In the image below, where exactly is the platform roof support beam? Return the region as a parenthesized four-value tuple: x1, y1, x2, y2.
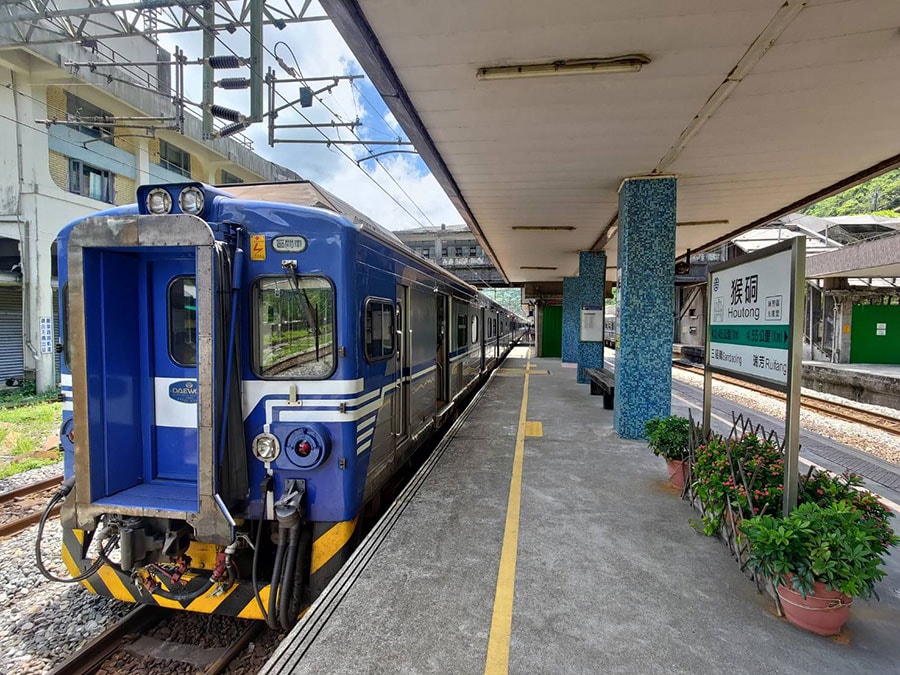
(561, 276, 579, 364)
(577, 252, 606, 384)
(614, 176, 677, 439)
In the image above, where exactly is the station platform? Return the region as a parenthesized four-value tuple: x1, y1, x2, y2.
(263, 351, 900, 674)
(802, 361, 900, 411)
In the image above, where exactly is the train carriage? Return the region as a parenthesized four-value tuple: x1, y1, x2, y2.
(42, 181, 525, 629)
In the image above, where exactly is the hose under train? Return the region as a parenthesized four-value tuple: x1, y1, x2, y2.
(35, 477, 118, 584)
(261, 488, 309, 631)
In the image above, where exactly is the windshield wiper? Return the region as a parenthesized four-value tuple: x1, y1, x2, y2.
(281, 261, 321, 360)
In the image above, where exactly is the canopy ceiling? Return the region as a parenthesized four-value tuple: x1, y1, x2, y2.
(322, 0, 900, 282)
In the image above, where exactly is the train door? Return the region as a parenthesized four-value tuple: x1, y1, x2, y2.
(480, 306, 486, 372)
(393, 284, 409, 446)
(435, 293, 449, 407)
(149, 258, 200, 483)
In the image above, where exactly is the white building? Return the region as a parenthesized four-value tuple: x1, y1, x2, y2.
(0, 14, 299, 391)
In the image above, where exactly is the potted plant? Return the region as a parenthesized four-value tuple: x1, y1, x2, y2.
(645, 415, 692, 489)
(742, 500, 899, 636)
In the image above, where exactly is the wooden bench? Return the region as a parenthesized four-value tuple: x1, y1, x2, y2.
(585, 367, 614, 410)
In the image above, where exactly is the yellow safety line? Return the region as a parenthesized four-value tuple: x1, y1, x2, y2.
(484, 361, 530, 674)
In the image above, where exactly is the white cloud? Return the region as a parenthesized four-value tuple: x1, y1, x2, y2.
(153, 2, 458, 231)
(384, 111, 400, 131)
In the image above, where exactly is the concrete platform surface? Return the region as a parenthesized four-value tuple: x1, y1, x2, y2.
(263, 354, 900, 674)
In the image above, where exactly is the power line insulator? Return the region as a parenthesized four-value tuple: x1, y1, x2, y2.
(218, 121, 251, 138)
(208, 55, 242, 70)
(217, 78, 250, 90)
(210, 104, 243, 122)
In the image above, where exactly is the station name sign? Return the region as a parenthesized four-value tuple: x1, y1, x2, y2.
(707, 239, 802, 389)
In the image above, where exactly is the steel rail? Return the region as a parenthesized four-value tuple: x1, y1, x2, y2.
(49, 606, 167, 675)
(204, 620, 267, 675)
(0, 475, 63, 538)
(0, 475, 62, 505)
(673, 362, 900, 437)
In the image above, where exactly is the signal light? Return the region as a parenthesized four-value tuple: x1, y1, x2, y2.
(210, 104, 242, 122)
(296, 440, 312, 457)
(217, 121, 251, 138)
(208, 55, 241, 70)
(217, 78, 250, 90)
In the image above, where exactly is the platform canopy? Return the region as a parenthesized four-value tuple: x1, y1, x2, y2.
(322, 0, 900, 282)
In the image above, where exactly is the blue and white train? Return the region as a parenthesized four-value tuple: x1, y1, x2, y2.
(44, 181, 525, 628)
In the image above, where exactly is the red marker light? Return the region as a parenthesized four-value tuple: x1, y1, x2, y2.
(297, 440, 312, 457)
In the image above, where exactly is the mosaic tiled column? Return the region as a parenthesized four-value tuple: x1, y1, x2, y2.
(561, 276, 580, 363)
(614, 176, 677, 438)
(577, 251, 607, 384)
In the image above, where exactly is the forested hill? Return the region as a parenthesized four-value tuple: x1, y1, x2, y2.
(803, 168, 900, 218)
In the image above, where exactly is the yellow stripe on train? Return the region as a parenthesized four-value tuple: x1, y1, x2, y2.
(311, 517, 357, 574)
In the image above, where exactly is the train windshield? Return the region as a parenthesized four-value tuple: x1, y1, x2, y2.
(254, 276, 335, 379)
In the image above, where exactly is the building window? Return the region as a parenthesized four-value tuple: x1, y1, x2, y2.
(421, 248, 430, 258)
(455, 247, 463, 257)
(364, 298, 394, 362)
(169, 276, 197, 367)
(469, 246, 477, 257)
(68, 159, 114, 203)
(221, 170, 243, 184)
(441, 247, 448, 257)
(66, 93, 113, 143)
(159, 140, 191, 178)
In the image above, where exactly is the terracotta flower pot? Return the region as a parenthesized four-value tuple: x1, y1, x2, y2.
(666, 458, 690, 490)
(776, 580, 853, 636)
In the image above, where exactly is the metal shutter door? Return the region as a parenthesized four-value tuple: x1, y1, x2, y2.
(0, 286, 24, 381)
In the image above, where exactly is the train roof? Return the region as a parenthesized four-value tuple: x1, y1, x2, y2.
(221, 180, 403, 245)
(220, 181, 489, 298)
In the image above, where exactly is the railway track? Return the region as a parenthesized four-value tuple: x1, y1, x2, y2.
(50, 606, 266, 675)
(0, 474, 62, 537)
(673, 362, 900, 437)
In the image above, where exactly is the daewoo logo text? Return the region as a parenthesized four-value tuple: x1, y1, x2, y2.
(169, 380, 199, 404)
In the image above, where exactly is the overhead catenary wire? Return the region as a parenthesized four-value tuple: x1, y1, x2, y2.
(246, 29, 435, 229)
(201, 28, 429, 228)
(270, 45, 432, 226)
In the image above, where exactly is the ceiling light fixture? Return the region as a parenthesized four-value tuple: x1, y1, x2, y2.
(511, 226, 576, 231)
(476, 55, 650, 81)
(676, 220, 730, 227)
(520, 265, 558, 270)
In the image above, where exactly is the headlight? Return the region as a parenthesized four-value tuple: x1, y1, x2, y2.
(178, 186, 205, 215)
(252, 433, 280, 462)
(147, 188, 172, 214)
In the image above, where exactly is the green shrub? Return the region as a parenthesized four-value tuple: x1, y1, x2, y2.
(644, 415, 692, 461)
(742, 500, 899, 600)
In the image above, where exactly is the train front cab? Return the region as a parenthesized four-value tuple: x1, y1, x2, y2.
(62, 211, 239, 539)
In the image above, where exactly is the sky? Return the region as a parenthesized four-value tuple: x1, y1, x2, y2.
(154, 1, 459, 231)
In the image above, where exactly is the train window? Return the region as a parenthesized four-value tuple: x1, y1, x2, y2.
(254, 276, 335, 379)
(456, 313, 467, 348)
(168, 276, 197, 367)
(471, 314, 478, 344)
(365, 298, 394, 362)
